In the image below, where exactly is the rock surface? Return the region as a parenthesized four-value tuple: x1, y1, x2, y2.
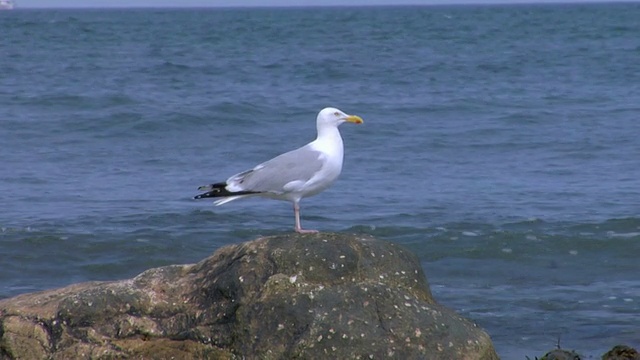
(0, 233, 498, 359)
(540, 349, 582, 360)
(536, 345, 640, 360)
(602, 345, 640, 360)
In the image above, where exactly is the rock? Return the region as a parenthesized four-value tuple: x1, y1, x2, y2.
(602, 345, 640, 360)
(540, 349, 582, 360)
(0, 233, 498, 359)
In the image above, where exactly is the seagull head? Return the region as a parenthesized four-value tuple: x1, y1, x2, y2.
(317, 107, 364, 128)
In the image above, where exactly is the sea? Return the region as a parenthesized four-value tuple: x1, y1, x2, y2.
(1, 3, 639, 358)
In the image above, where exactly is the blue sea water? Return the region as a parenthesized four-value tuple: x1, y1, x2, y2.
(1, 4, 639, 358)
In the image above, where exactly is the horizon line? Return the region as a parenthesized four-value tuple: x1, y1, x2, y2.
(12, 0, 640, 10)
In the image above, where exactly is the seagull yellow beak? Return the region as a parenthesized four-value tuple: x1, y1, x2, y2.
(344, 115, 364, 124)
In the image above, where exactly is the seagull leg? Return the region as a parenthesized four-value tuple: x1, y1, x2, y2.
(294, 202, 318, 234)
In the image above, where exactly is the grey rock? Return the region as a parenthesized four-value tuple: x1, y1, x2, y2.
(0, 233, 498, 359)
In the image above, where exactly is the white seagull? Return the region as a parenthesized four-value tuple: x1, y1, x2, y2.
(194, 107, 363, 233)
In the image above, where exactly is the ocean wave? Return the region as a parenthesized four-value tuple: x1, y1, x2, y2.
(4, 214, 638, 263)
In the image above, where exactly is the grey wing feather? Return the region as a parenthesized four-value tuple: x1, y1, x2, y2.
(228, 145, 324, 193)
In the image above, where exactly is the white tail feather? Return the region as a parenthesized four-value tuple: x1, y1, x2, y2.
(213, 195, 255, 206)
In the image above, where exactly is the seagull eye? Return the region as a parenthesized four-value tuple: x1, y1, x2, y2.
(333, 112, 340, 116)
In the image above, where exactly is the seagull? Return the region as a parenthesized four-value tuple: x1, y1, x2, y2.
(194, 107, 363, 233)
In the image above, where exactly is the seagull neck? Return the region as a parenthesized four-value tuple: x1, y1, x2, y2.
(316, 125, 342, 142)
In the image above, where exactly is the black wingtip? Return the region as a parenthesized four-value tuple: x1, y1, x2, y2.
(194, 181, 263, 200)
(194, 188, 223, 200)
